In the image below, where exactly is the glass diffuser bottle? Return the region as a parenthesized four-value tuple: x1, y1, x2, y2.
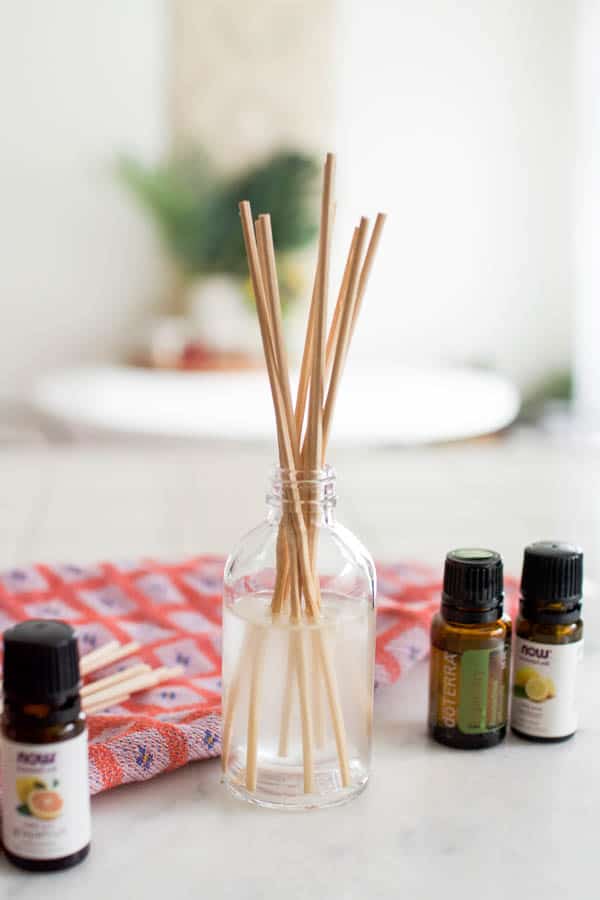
(227, 152, 385, 809)
(222, 466, 376, 809)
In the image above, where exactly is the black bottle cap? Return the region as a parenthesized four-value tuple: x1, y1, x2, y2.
(442, 548, 504, 624)
(520, 541, 583, 624)
(2, 619, 81, 706)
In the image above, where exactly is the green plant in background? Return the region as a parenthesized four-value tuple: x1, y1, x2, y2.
(518, 370, 572, 422)
(118, 149, 319, 312)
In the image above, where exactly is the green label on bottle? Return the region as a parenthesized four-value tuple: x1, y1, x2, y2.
(458, 649, 490, 734)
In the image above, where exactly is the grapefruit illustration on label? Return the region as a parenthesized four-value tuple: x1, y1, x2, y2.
(27, 788, 64, 820)
(16, 777, 62, 819)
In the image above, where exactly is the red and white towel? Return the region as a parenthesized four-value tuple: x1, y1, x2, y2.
(0, 556, 518, 794)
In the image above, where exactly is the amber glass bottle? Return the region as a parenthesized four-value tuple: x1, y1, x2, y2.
(428, 549, 511, 749)
(511, 542, 583, 743)
(1, 620, 91, 871)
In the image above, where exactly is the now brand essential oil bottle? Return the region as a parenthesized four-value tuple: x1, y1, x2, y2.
(428, 549, 511, 749)
(511, 541, 584, 742)
(1, 620, 91, 871)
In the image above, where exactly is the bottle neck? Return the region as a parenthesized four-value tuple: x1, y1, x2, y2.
(519, 596, 582, 625)
(267, 465, 337, 525)
(3, 690, 81, 727)
(441, 601, 504, 625)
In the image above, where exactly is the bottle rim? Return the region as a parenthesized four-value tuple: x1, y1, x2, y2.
(267, 464, 337, 507)
(270, 464, 336, 486)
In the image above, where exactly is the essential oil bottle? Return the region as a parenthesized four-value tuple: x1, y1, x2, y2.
(1, 620, 91, 871)
(511, 541, 584, 743)
(428, 549, 511, 749)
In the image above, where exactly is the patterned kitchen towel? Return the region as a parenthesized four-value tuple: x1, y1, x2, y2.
(0, 557, 518, 794)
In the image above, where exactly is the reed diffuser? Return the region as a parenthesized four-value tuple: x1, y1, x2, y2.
(222, 153, 385, 809)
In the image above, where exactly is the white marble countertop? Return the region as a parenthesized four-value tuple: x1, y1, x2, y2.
(1, 437, 599, 899)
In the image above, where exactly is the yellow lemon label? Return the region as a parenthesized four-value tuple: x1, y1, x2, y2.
(511, 638, 583, 738)
(524, 674, 549, 702)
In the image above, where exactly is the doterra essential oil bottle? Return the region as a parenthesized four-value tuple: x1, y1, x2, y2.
(1, 620, 91, 871)
(511, 541, 583, 742)
(428, 549, 511, 749)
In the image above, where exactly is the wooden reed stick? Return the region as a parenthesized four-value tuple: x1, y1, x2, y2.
(81, 663, 151, 697)
(273, 210, 377, 780)
(301, 227, 363, 754)
(149, 664, 186, 683)
(79, 640, 120, 675)
(232, 201, 317, 791)
(275, 533, 310, 770)
(303, 154, 335, 634)
(296, 224, 361, 469)
(221, 628, 254, 772)
(295, 276, 318, 445)
(80, 641, 140, 676)
(270, 528, 290, 616)
(288, 531, 314, 792)
(323, 217, 370, 451)
(84, 692, 131, 715)
(238, 202, 320, 789)
(314, 629, 351, 786)
(256, 215, 298, 454)
(239, 202, 290, 461)
(277, 645, 295, 758)
(283, 156, 336, 772)
(81, 665, 184, 712)
(293, 625, 314, 794)
(325, 228, 359, 377)
(275, 533, 299, 761)
(245, 630, 267, 792)
(273, 223, 359, 648)
(311, 630, 325, 748)
(303, 214, 386, 456)
(295, 203, 337, 443)
(277, 556, 309, 761)
(279, 621, 347, 781)
(351, 212, 387, 337)
(275, 225, 363, 613)
(304, 153, 335, 482)
(239, 201, 319, 618)
(256, 214, 300, 616)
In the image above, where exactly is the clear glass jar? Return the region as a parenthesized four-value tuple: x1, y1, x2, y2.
(222, 466, 376, 809)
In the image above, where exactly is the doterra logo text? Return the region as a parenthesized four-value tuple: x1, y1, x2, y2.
(441, 652, 458, 728)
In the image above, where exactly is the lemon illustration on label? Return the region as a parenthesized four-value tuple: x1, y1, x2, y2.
(27, 788, 64, 820)
(514, 666, 537, 688)
(16, 776, 46, 804)
(524, 675, 550, 702)
(514, 668, 557, 702)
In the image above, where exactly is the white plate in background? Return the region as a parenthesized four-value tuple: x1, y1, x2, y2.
(32, 364, 520, 445)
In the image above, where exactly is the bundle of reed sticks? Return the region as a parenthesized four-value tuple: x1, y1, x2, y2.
(223, 152, 385, 794)
(0, 639, 184, 715)
(79, 641, 184, 714)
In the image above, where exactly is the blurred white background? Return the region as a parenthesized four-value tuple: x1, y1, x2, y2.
(0, 1, 168, 402)
(0, 1, 588, 426)
(334, 0, 574, 386)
